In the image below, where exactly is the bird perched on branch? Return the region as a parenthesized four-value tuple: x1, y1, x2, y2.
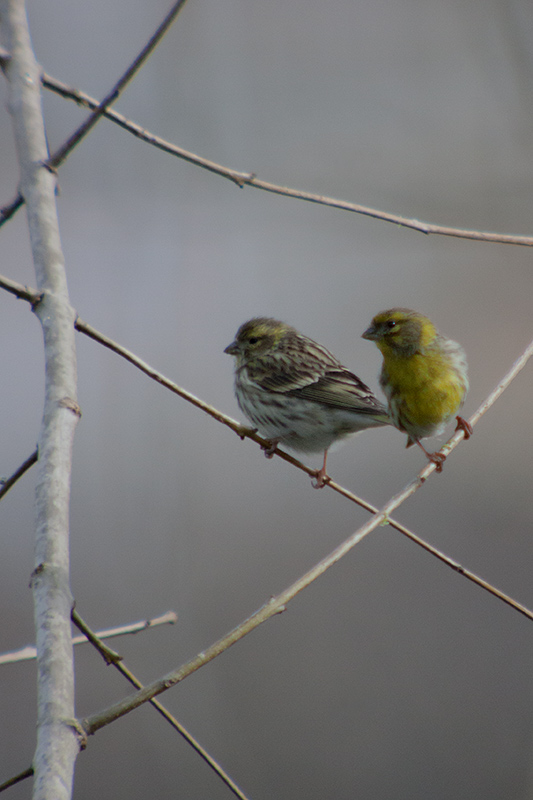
(224, 317, 390, 488)
(362, 308, 472, 471)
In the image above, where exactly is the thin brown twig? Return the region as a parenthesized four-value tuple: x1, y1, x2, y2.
(323, 477, 533, 621)
(75, 313, 533, 616)
(0, 273, 41, 303)
(2, 277, 533, 737)
(0, 449, 38, 501)
(1, 3, 526, 791)
(71, 611, 252, 800)
(0, 767, 34, 793)
(47, 0, 188, 170)
(1, 43, 533, 246)
(0, 0, 189, 228)
(0, 274, 530, 621)
(81, 358, 533, 736)
(21, 57, 533, 247)
(0, 193, 23, 226)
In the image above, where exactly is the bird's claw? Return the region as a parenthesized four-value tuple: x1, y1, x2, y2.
(455, 416, 473, 440)
(415, 438, 447, 472)
(428, 451, 446, 473)
(312, 468, 331, 489)
(261, 439, 279, 459)
(427, 416, 471, 472)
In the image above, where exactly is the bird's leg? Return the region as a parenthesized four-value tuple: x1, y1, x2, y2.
(455, 416, 473, 439)
(415, 439, 446, 473)
(261, 438, 280, 458)
(312, 450, 331, 489)
(414, 416, 472, 473)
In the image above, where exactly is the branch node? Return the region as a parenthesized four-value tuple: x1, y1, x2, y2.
(235, 423, 257, 440)
(265, 596, 286, 615)
(231, 171, 256, 188)
(98, 646, 123, 666)
(40, 159, 58, 176)
(58, 397, 82, 417)
(66, 718, 88, 750)
(30, 290, 44, 310)
(29, 562, 45, 588)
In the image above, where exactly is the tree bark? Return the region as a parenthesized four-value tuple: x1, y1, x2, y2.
(0, 1, 80, 798)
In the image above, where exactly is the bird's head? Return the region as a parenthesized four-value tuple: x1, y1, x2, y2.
(362, 308, 437, 357)
(224, 317, 294, 363)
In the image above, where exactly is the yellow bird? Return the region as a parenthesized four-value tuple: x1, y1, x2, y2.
(362, 308, 472, 471)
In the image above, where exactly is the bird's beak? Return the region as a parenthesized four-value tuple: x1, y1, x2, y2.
(224, 341, 238, 355)
(362, 324, 378, 341)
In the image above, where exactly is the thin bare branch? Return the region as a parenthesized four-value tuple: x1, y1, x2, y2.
(47, 0, 188, 170)
(80, 343, 533, 734)
(71, 612, 252, 800)
(322, 477, 533, 621)
(2, 291, 532, 748)
(0, 0, 188, 228)
(0, 611, 178, 665)
(81, 344, 533, 735)
(76, 313, 533, 616)
(0, 193, 23, 226)
(4, 55, 527, 247)
(0, 448, 37, 500)
(0, 271, 40, 301)
(0, 767, 34, 793)
(75, 317, 258, 432)
(71, 610, 177, 646)
(0, 278, 530, 620)
(2, 40, 533, 246)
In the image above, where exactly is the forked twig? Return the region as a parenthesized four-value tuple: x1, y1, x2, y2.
(0, 0, 189, 227)
(71, 611, 252, 800)
(1, 36, 532, 245)
(0, 271, 531, 621)
(82, 378, 533, 733)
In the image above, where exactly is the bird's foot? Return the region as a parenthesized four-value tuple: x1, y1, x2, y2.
(455, 416, 473, 440)
(428, 450, 446, 473)
(311, 467, 331, 489)
(261, 439, 279, 459)
(415, 439, 446, 473)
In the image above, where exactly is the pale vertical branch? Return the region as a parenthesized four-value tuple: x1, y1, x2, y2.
(0, 2, 81, 799)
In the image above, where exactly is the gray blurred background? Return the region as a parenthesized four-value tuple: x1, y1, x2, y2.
(1, 0, 533, 797)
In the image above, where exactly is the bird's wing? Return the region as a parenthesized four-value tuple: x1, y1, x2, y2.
(246, 358, 329, 393)
(291, 368, 389, 415)
(245, 339, 342, 393)
(248, 358, 388, 415)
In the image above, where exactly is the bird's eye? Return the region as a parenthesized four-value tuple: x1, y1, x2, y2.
(386, 320, 397, 330)
(248, 336, 259, 345)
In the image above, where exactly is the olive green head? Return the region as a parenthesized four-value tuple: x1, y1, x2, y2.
(362, 308, 437, 357)
(224, 317, 295, 361)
